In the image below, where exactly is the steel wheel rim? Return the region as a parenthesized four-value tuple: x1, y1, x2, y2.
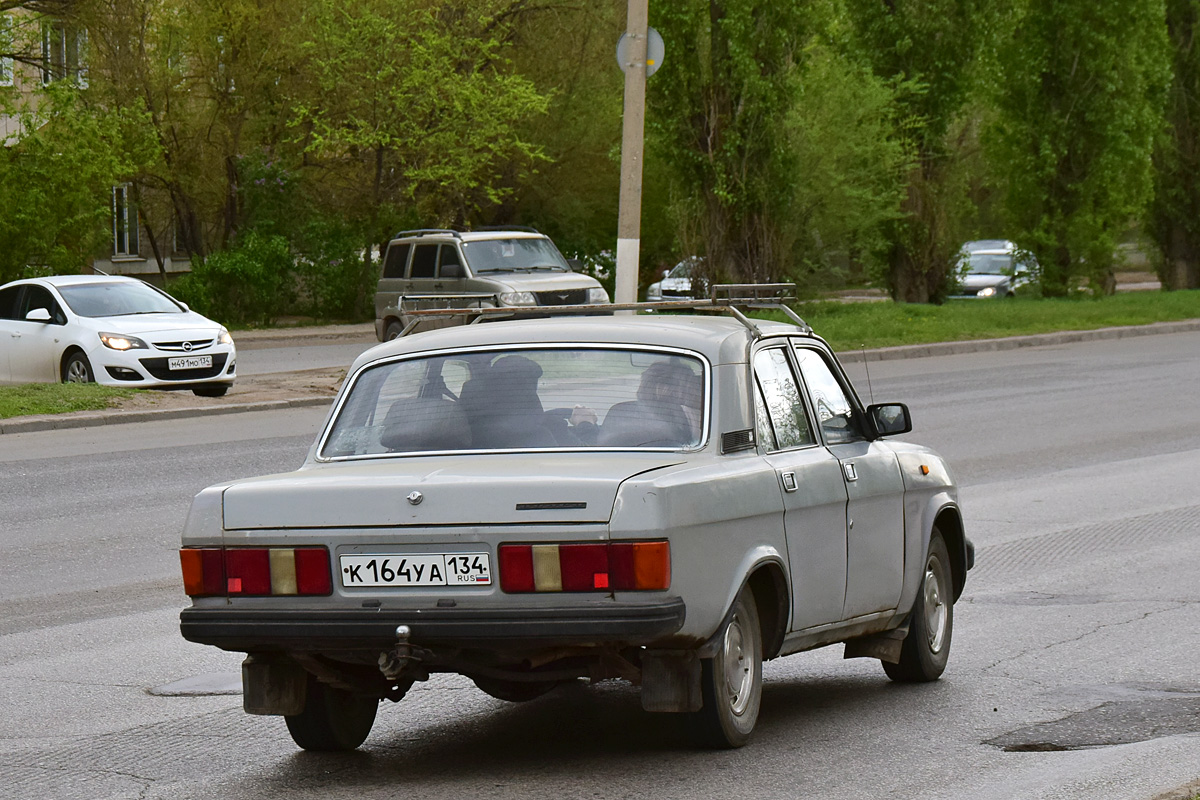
(722, 612, 754, 716)
(66, 360, 89, 383)
(924, 556, 947, 654)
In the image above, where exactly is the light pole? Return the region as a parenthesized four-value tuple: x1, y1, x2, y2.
(614, 0, 649, 306)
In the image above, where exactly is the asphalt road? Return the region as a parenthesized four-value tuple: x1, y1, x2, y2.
(1, 331, 1199, 800)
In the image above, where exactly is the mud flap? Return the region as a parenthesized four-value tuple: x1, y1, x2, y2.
(242, 654, 306, 716)
(640, 650, 702, 713)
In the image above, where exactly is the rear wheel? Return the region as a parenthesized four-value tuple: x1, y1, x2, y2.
(284, 673, 378, 751)
(883, 529, 953, 682)
(694, 587, 763, 748)
(472, 676, 559, 702)
(62, 352, 93, 383)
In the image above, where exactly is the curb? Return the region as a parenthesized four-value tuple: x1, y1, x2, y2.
(3, 318, 1198, 435)
(834, 319, 1200, 362)
(0, 396, 333, 435)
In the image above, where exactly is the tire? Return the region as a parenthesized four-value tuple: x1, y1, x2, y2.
(472, 676, 559, 702)
(192, 384, 230, 397)
(284, 673, 378, 751)
(62, 351, 94, 383)
(883, 528, 953, 683)
(385, 320, 404, 340)
(694, 587, 763, 748)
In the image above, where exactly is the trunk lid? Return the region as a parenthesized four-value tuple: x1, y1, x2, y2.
(221, 453, 683, 529)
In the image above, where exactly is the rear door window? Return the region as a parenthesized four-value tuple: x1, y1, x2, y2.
(409, 244, 438, 279)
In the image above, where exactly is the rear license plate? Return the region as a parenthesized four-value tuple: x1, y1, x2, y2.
(168, 355, 212, 370)
(339, 553, 492, 587)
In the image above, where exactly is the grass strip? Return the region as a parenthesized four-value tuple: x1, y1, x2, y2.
(0, 383, 136, 419)
(774, 290, 1200, 351)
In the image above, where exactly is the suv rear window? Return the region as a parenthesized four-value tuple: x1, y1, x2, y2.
(320, 348, 706, 457)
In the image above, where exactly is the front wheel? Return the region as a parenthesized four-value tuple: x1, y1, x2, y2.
(62, 352, 94, 383)
(883, 529, 953, 682)
(284, 673, 378, 751)
(192, 384, 230, 397)
(693, 587, 763, 748)
(385, 320, 404, 340)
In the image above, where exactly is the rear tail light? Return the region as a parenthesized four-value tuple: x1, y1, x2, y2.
(179, 547, 332, 597)
(499, 541, 670, 593)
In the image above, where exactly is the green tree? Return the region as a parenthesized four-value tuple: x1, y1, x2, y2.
(785, 39, 911, 290)
(989, 0, 1170, 296)
(1149, 0, 1200, 290)
(650, 0, 809, 287)
(289, 0, 549, 252)
(0, 84, 159, 283)
(844, 0, 1004, 302)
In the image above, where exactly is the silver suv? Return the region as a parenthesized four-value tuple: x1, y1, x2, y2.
(374, 228, 609, 340)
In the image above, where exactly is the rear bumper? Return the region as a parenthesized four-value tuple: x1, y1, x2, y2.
(180, 598, 687, 652)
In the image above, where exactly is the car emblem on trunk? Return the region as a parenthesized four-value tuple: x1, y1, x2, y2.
(407, 491, 423, 506)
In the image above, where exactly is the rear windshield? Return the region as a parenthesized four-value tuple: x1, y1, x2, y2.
(57, 281, 183, 317)
(462, 238, 571, 273)
(320, 348, 707, 457)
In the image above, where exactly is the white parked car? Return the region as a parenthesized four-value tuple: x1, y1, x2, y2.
(0, 275, 236, 396)
(645, 257, 697, 302)
(179, 300, 971, 751)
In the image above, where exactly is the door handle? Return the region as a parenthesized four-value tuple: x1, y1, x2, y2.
(781, 471, 798, 493)
(843, 462, 858, 482)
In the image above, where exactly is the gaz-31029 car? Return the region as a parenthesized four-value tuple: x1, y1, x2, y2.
(179, 298, 972, 751)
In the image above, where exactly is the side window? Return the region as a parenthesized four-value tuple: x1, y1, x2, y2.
(0, 285, 19, 319)
(793, 347, 863, 444)
(20, 285, 64, 324)
(382, 243, 411, 279)
(437, 244, 462, 275)
(753, 348, 815, 451)
(409, 244, 438, 279)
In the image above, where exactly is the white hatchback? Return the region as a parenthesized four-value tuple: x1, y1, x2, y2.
(0, 275, 236, 396)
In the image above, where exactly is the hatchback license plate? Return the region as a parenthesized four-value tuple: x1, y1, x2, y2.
(339, 553, 492, 587)
(168, 355, 212, 370)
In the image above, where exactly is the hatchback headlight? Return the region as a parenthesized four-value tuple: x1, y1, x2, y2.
(977, 286, 997, 298)
(498, 292, 537, 307)
(218, 328, 234, 345)
(586, 287, 610, 304)
(99, 332, 149, 350)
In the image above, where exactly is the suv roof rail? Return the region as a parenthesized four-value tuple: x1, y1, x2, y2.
(393, 283, 810, 338)
(470, 225, 541, 234)
(392, 228, 462, 239)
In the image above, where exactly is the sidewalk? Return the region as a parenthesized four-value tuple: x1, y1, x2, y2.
(2, 318, 1199, 435)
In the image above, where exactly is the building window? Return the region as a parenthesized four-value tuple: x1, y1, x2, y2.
(113, 185, 139, 257)
(0, 16, 13, 88)
(42, 22, 86, 86)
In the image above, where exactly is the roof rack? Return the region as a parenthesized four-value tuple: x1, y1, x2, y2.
(469, 225, 541, 234)
(394, 283, 810, 338)
(392, 228, 462, 239)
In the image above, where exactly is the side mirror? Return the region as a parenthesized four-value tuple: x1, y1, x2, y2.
(440, 263, 464, 279)
(867, 403, 912, 437)
(25, 308, 52, 323)
(566, 258, 583, 272)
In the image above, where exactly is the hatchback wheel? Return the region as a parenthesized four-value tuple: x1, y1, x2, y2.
(284, 673, 378, 751)
(63, 352, 94, 383)
(694, 586, 763, 748)
(883, 528, 953, 682)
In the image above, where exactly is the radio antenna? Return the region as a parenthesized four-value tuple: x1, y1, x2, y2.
(861, 344, 875, 405)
